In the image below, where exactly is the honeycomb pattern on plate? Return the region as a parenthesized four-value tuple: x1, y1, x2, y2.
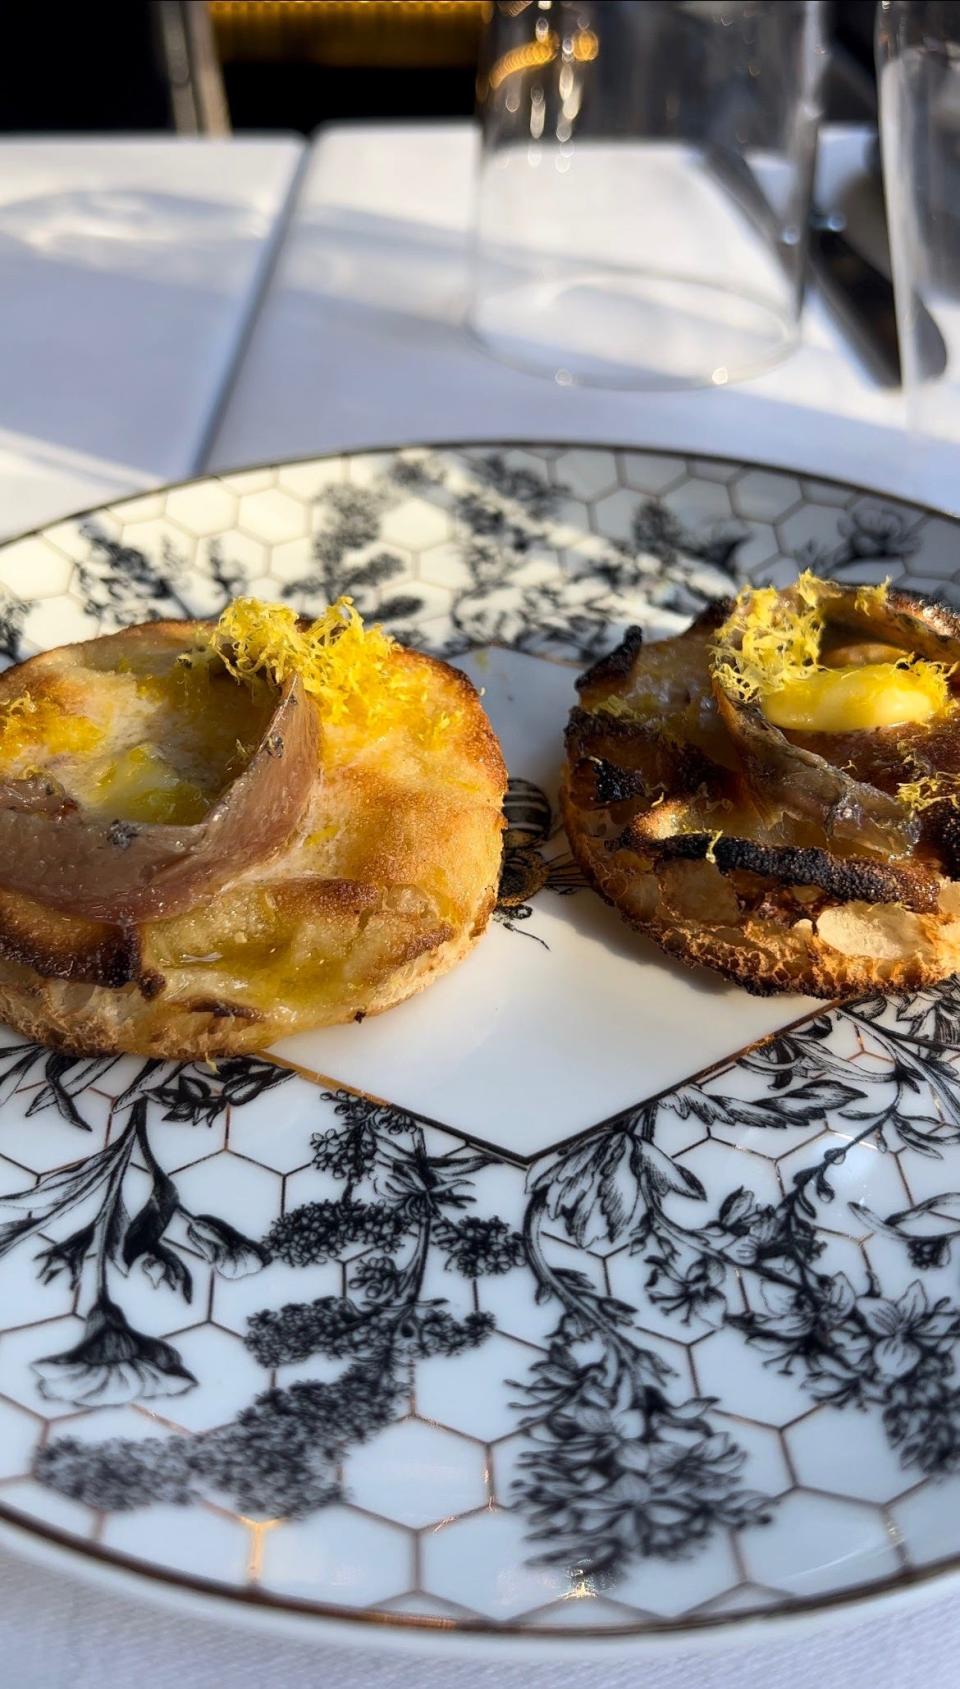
(0, 448, 959, 1639)
(2, 444, 957, 671)
(0, 987, 958, 1633)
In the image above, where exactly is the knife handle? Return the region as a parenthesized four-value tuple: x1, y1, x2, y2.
(810, 224, 902, 387)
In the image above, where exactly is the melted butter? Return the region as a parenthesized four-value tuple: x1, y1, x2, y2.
(158, 927, 330, 1016)
(763, 662, 948, 733)
(91, 744, 208, 824)
(305, 822, 339, 848)
(0, 693, 102, 767)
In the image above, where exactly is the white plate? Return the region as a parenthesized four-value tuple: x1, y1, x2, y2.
(2, 443, 960, 1650)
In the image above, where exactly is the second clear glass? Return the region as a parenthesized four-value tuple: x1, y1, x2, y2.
(878, 0, 960, 511)
(470, 0, 827, 390)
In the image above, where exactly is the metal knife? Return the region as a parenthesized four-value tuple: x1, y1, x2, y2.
(808, 207, 947, 389)
(706, 142, 947, 389)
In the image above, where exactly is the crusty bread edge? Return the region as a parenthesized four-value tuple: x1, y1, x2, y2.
(0, 888, 496, 1059)
(0, 621, 506, 1057)
(560, 771, 960, 1000)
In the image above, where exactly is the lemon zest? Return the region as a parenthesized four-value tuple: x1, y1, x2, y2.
(200, 596, 457, 753)
(713, 571, 825, 703)
(853, 579, 892, 616)
(897, 771, 960, 813)
(714, 573, 952, 734)
(705, 829, 723, 864)
(593, 694, 639, 721)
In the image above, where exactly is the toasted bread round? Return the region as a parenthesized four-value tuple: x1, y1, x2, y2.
(0, 616, 506, 1056)
(562, 590, 960, 998)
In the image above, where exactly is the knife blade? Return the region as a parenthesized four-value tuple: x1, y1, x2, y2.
(705, 141, 947, 389)
(808, 209, 903, 387)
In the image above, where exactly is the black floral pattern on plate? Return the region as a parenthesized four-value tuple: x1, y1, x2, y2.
(0, 978, 950, 1590)
(0, 588, 27, 664)
(792, 504, 924, 582)
(2, 447, 960, 1609)
(56, 450, 756, 664)
(1, 448, 946, 677)
(0, 1068, 275, 1406)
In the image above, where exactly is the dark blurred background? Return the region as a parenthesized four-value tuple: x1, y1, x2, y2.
(2, 1, 880, 138)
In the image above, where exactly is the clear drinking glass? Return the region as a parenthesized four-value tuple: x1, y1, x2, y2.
(878, 1, 960, 508)
(469, 0, 827, 389)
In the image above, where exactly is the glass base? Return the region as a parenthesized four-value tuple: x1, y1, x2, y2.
(469, 269, 797, 391)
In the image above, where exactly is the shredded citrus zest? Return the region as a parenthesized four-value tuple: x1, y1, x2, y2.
(705, 829, 723, 864)
(200, 596, 457, 753)
(898, 771, 960, 813)
(714, 572, 951, 732)
(593, 694, 635, 720)
(713, 571, 825, 703)
(854, 580, 892, 616)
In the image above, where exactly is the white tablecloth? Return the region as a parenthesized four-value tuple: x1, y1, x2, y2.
(208, 122, 948, 509)
(2, 1535, 960, 1689)
(1, 123, 959, 1687)
(0, 135, 303, 539)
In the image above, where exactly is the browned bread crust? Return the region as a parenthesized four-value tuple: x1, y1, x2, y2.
(0, 620, 506, 1055)
(562, 604, 960, 998)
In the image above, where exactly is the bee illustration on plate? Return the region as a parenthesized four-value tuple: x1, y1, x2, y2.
(494, 778, 585, 946)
